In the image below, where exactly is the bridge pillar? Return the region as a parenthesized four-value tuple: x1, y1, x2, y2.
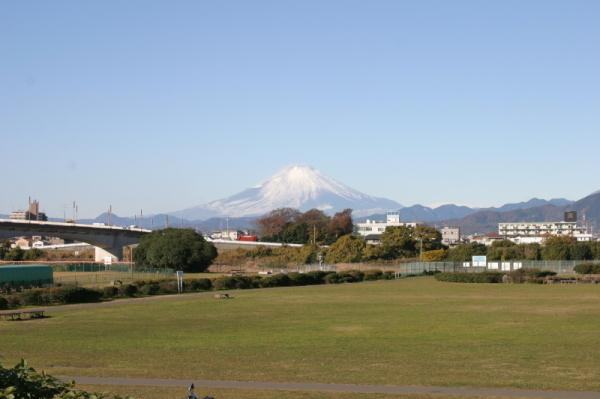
(94, 247, 119, 263)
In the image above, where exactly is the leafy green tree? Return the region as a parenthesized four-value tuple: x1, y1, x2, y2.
(362, 243, 385, 261)
(280, 222, 309, 244)
(541, 236, 575, 260)
(380, 226, 417, 259)
(23, 248, 44, 261)
(134, 228, 217, 272)
(4, 247, 24, 262)
(325, 235, 366, 263)
(570, 242, 593, 261)
(522, 243, 541, 260)
(0, 241, 11, 260)
(414, 225, 443, 251)
(446, 243, 487, 262)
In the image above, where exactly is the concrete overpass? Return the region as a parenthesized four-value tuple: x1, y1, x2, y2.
(0, 219, 151, 261)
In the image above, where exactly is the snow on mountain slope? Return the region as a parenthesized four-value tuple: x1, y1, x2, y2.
(171, 165, 402, 220)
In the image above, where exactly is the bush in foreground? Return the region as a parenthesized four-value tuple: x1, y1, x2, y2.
(0, 359, 132, 399)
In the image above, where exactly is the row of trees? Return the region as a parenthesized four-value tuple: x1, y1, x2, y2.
(445, 236, 600, 262)
(227, 229, 600, 267)
(325, 225, 443, 263)
(0, 241, 44, 261)
(257, 208, 353, 245)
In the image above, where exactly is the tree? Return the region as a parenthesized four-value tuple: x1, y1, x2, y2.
(327, 209, 354, 243)
(256, 208, 301, 239)
(422, 249, 447, 261)
(324, 235, 366, 263)
(23, 248, 44, 261)
(134, 228, 217, 272)
(414, 225, 443, 252)
(541, 236, 575, 260)
(297, 209, 330, 243)
(4, 247, 24, 261)
(446, 243, 487, 262)
(380, 226, 417, 259)
(570, 242, 593, 261)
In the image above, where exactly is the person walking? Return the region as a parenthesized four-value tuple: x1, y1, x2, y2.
(187, 383, 199, 399)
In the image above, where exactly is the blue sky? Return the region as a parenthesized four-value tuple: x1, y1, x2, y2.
(1, 1, 599, 218)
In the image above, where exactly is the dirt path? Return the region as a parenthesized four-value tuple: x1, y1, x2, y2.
(63, 376, 600, 399)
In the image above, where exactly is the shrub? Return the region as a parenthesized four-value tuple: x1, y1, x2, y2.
(382, 271, 395, 280)
(213, 276, 254, 290)
(287, 272, 314, 286)
(5, 296, 21, 309)
(138, 282, 160, 295)
(0, 296, 8, 310)
(51, 287, 102, 303)
(20, 289, 51, 306)
(323, 272, 341, 284)
(363, 270, 383, 281)
(336, 270, 364, 283)
(102, 286, 119, 298)
(435, 272, 504, 283)
(157, 281, 178, 294)
(574, 263, 600, 274)
(304, 271, 330, 283)
(120, 284, 138, 297)
(187, 278, 212, 291)
(0, 359, 133, 399)
(259, 274, 291, 288)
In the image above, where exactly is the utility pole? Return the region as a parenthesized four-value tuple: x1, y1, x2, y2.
(108, 205, 112, 226)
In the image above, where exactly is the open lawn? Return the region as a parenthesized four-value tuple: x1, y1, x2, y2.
(2, 277, 600, 397)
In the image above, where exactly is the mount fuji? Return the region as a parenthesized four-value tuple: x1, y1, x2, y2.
(171, 165, 402, 220)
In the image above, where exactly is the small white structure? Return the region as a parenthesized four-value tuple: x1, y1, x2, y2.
(441, 227, 460, 246)
(355, 211, 417, 238)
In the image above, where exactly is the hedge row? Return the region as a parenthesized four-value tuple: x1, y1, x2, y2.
(574, 263, 600, 274)
(0, 270, 398, 309)
(434, 269, 557, 284)
(434, 272, 505, 283)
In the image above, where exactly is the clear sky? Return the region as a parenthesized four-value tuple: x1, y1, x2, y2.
(1, 1, 599, 218)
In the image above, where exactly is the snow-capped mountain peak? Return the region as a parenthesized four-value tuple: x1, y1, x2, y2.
(171, 165, 402, 220)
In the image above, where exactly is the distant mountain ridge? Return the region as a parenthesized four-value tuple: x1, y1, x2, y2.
(355, 198, 573, 224)
(441, 193, 600, 235)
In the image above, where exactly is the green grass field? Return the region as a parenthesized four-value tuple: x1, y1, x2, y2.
(2, 277, 600, 397)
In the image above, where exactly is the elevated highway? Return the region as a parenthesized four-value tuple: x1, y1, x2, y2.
(0, 219, 151, 261)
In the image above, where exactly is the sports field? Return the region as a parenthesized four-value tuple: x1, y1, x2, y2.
(2, 277, 600, 398)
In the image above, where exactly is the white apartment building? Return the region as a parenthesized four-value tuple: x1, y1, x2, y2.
(499, 221, 592, 243)
(355, 211, 417, 238)
(441, 226, 461, 246)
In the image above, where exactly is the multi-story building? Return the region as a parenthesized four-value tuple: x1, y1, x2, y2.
(354, 211, 417, 241)
(441, 226, 461, 246)
(9, 200, 48, 221)
(498, 212, 592, 243)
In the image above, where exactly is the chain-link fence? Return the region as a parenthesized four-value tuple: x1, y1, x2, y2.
(51, 263, 174, 286)
(322, 260, 585, 275)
